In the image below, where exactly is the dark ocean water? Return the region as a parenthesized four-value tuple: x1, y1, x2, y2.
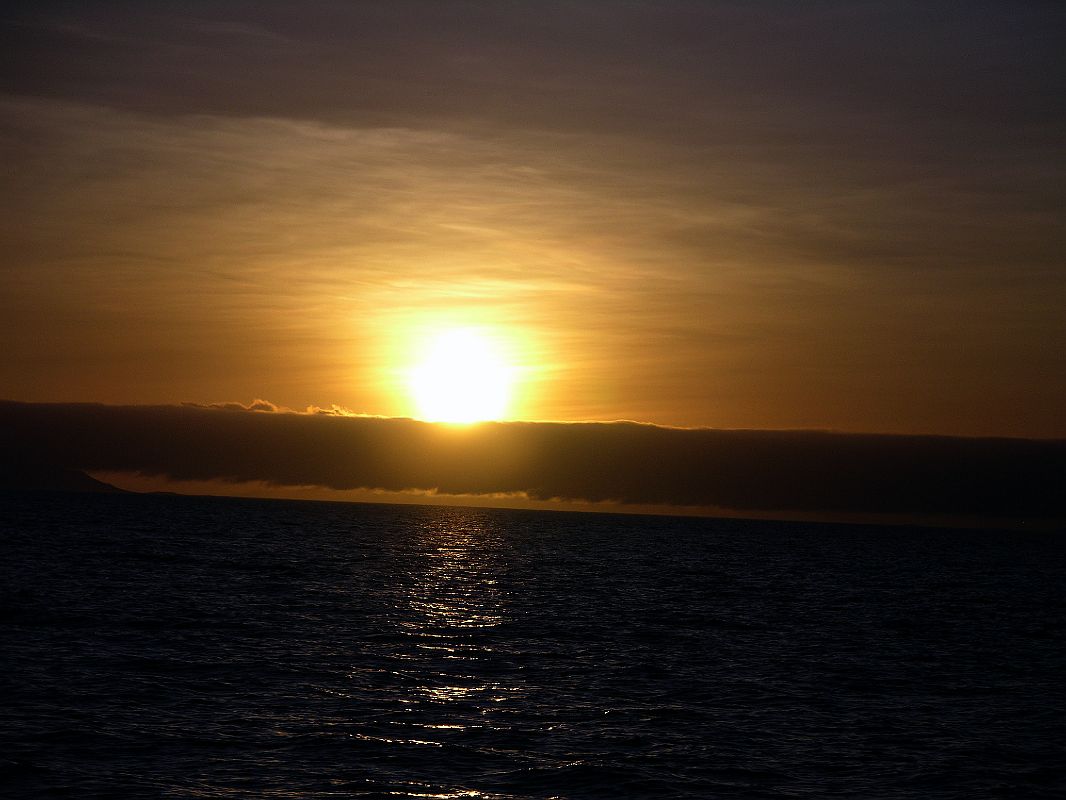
(2, 493, 1064, 799)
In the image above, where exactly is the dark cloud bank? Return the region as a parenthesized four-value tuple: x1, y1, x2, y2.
(3, 401, 1063, 521)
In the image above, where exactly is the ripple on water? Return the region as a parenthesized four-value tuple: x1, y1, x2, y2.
(2, 494, 1065, 799)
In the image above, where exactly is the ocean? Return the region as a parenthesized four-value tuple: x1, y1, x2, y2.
(2, 493, 1063, 799)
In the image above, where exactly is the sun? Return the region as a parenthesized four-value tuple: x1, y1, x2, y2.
(408, 328, 516, 423)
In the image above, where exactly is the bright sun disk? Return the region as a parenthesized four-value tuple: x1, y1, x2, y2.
(408, 328, 515, 423)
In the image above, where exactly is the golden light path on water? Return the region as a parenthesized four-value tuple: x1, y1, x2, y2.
(401, 514, 509, 706)
(344, 508, 531, 798)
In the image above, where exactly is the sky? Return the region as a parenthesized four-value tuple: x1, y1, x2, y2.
(2, 2, 1064, 520)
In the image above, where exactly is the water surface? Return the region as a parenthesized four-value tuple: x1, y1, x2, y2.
(2, 493, 1063, 798)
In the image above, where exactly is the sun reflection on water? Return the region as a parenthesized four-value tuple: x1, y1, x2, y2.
(395, 508, 521, 715)
(337, 507, 528, 797)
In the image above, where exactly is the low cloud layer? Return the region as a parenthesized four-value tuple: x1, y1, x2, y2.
(3, 401, 1063, 520)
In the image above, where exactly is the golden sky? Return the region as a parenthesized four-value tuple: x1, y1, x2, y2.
(2, 2, 1065, 438)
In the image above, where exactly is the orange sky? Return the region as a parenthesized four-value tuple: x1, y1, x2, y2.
(2, 2, 1064, 438)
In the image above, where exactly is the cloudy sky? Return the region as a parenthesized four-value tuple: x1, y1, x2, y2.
(3, 1, 1063, 437)
(4, 1, 1061, 439)
(2, 2, 1065, 520)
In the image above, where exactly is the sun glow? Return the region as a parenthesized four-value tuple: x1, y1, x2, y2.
(408, 328, 516, 423)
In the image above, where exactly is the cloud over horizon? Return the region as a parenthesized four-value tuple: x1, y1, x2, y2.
(3, 400, 1063, 521)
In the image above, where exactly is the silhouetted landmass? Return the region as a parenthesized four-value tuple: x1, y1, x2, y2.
(2, 400, 1063, 521)
(0, 460, 127, 494)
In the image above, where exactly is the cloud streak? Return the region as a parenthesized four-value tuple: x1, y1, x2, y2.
(3, 401, 1062, 520)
